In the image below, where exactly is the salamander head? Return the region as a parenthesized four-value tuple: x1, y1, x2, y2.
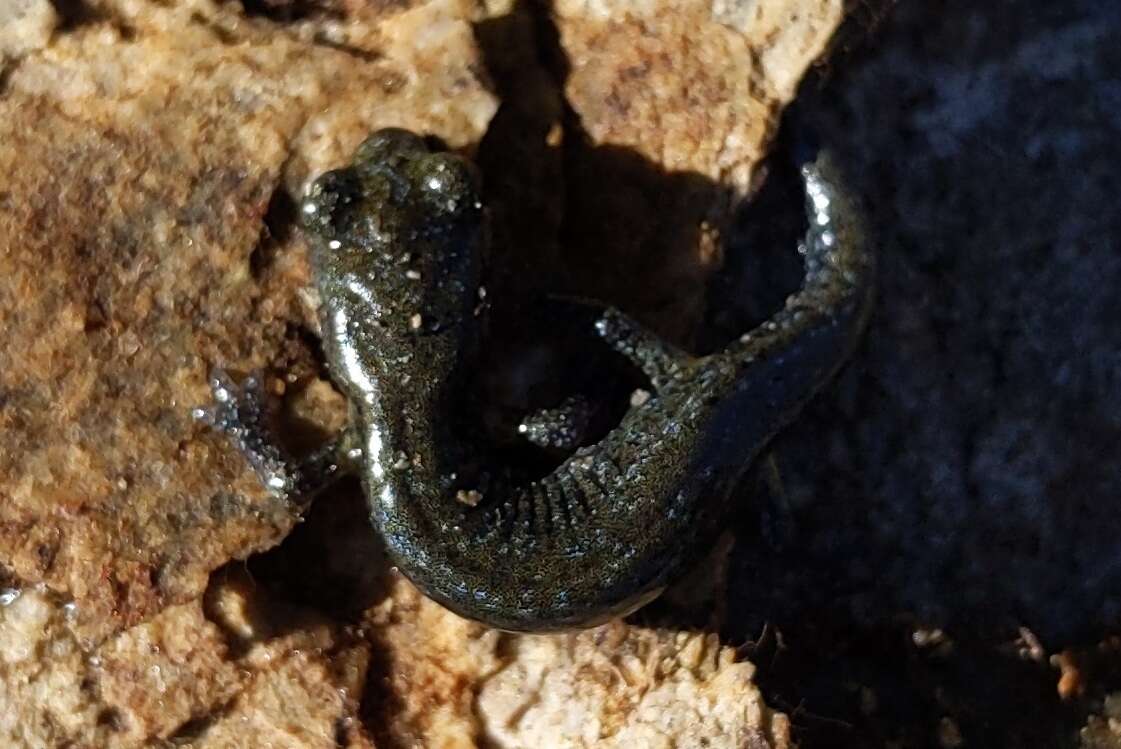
(300, 128, 484, 347)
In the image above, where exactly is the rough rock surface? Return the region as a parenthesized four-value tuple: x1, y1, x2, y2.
(0, 576, 369, 748)
(1083, 694, 1121, 749)
(0, 0, 496, 646)
(0, 0, 841, 746)
(362, 577, 791, 748)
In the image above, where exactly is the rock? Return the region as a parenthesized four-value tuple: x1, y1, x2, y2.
(0, 0, 57, 62)
(556, 0, 842, 192)
(363, 577, 792, 748)
(0, 0, 496, 646)
(1082, 694, 1121, 749)
(0, 575, 368, 747)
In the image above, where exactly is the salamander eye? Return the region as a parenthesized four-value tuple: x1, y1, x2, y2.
(301, 168, 363, 239)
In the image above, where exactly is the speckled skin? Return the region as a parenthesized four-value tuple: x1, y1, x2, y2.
(204, 128, 873, 632)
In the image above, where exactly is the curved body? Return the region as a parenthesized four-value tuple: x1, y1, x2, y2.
(288, 130, 874, 631)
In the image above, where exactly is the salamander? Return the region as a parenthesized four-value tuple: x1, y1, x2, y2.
(199, 128, 874, 632)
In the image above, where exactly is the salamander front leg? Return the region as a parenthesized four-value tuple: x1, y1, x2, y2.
(194, 370, 360, 503)
(594, 308, 694, 392)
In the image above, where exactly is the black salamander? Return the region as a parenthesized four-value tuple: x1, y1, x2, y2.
(199, 129, 873, 631)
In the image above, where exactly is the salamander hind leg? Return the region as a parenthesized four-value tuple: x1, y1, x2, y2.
(594, 308, 694, 393)
(194, 369, 358, 503)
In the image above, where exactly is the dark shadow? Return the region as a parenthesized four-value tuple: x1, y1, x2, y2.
(245, 477, 392, 621)
(248, 185, 297, 281)
(235, 0, 344, 23)
(50, 0, 136, 37)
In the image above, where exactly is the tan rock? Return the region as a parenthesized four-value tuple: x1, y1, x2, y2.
(1082, 693, 1121, 749)
(556, 0, 843, 191)
(0, 0, 495, 645)
(365, 576, 791, 748)
(477, 624, 790, 748)
(96, 598, 242, 743)
(0, 574, 369, 747)
(0, 587, 102, 747)
(0, 0, 57, 62)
